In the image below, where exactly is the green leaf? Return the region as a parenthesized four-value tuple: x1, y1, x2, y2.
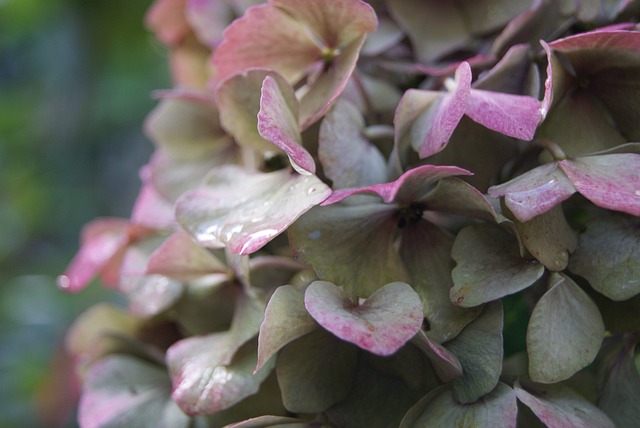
(527, 273, 605, 383)
(451, 223, 544, 307)
(256, 285, 317, 372)
(444, 301, 504, 404)
(512, 204, 577, 271)
(596, 336, 640, 428)
(276, 329, 357, 413)
(400, 221, 482, 343)
(79, 355, 190, 428)
(400, 383, 517, 428)
(304, 281, 423, 356)
(514, 379, 615, 428)
(289, 203, 406, 298)
(569, 214, 640, 301)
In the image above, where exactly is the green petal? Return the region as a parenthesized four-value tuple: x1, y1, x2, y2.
(527, 273, 605, 383)
(445, 301, 504, 404)
(276, 329, 357, 413)
(451, 223, 544, 307)
(570, 214, 640, 301)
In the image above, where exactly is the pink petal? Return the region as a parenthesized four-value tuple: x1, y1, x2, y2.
(58, 219, 130, 293)
(488, 163, 577, 222)
(185, 0, 233, 47)
(322, 164, 471, 206)
(145, 0, 190, 46)
(560, 154, 640, 216)
(304, 281, 423, 356)
(257, 76, 315, 174)
(420, 62, 472, 158)
(146, 231, 228, 281)
(211, 3, 320, 87)
(466, 89, 541, 140)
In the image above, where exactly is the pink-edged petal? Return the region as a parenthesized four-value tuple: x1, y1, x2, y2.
(304, 281, 423, 356)
(420, 62, 472, 158)
(146, 231, 228, 281)
(322, 164, 471, 206)
(58, 218, 131, 292)
(488, 162, 576, 222)
(466, 89, 541, 140)
(560, 154, 640, 216)
(216, 69, 292, 152)
(257, 76, 314, 174)
(167, 335, 272, 416)
(145, 0, 190, 46)
(211, 3, 320, 87)
(318, 100, 387, 190)
(176, 166, 331, 255)
(411, 331, 462, 383)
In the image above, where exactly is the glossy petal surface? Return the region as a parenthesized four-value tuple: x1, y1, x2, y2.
(176, 166, 331, 255)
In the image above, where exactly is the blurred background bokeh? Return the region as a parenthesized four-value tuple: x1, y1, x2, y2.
(0, 0, 170, 426)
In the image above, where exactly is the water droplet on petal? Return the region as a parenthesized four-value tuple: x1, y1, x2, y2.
(57, 275, 71, 290)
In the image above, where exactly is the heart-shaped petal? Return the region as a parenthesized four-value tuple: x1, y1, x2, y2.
(304, 281, 423, 356)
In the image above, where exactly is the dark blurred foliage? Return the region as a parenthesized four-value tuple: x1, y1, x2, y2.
(0, 0, 170, 426)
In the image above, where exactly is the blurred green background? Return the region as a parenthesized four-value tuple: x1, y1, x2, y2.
(0, 0, 170, 426)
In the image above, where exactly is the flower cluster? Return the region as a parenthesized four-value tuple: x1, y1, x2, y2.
(61, 1, 640, 427)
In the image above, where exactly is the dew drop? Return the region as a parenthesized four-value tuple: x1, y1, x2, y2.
(57, 275, 71, 290)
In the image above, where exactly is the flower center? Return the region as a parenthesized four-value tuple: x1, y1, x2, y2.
(396, 202, 426, 228)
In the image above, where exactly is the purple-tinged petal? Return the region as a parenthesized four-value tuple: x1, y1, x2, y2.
(257, 76, 314, 175)
(146, 231, 228, 281)
(304, 281, 423, 356)
(466, 89, 541, 140)
(176, 166, 331, 255)
(58, 218, 131, 293)
(560, 154, 640, 216)
(420, 62, 472, 158)
(322, 164, 471, 206)
(318, 100, 387, 190)
(488, 162, 576, 222)
(226, 416, 312, 428)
